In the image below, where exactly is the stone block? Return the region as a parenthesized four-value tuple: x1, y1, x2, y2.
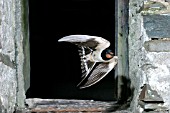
(144, 40, 170, 52)
(143, 15, 170, 38)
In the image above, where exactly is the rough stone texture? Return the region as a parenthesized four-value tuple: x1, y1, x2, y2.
(145, 52, 170, 109)
(0, 0, 17, 112)
(143, 15, 170, 38)
(144, 40, 170, 52)
(0, 0, 29, 112)
(0, 0, 170, 112)
(129, 0, 170, 112)
(129, 0, 148, 112)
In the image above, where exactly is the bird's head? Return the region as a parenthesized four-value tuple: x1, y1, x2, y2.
(101, 49, 114, 60)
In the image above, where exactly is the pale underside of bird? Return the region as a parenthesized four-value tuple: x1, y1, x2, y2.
(58, 35, 118, 89)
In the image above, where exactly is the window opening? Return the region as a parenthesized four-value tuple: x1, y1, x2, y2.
(27, 0, 116, 101)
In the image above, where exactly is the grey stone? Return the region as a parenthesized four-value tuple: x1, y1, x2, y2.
(144, 40, 170, 52)
(0, 53, 16, 69)
(0, 0, 18, 112)
(0, 42, 2, 49)
(139, 84, 164, 102)
(0, 0, 170, 113)
(165, 0, 170, 2)
(0, 0, 29, 112)
(144, 1, 167, 11)
(139, 101, 168, 112)
(143, 15, 170, 38)
(129, 0, 170, 112)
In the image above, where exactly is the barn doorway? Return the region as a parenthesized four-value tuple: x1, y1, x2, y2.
(26, 0, 116, 101)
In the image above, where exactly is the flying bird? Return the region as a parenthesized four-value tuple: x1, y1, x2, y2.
(58, 35, 118, 89)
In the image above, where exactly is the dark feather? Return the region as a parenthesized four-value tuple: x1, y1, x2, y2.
(79, 62, 111, 89)
(74, 38, 99, 49)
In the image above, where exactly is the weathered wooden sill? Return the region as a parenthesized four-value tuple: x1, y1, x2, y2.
(15, 98, 131, 112)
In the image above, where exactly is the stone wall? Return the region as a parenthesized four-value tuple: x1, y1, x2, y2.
(0, 0, 29, 112)
(0, 0, 17, 112)
(129, 0, 170, 112)
(0, 0, 170, 112)
(129, 0, 147, 111)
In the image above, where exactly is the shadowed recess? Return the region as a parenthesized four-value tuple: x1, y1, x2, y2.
(27, 0, 116, 101)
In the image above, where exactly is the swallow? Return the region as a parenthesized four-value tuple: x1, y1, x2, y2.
(58, 35, 118, 89)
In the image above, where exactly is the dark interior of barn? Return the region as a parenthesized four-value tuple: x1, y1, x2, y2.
(26, 0, 116, 101)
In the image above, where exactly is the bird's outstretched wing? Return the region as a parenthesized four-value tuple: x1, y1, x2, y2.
(58, 35, 114, 88)
(58, 35, 110, 51)
(58, 35, 110, 78)
(79, 56, 118, 89)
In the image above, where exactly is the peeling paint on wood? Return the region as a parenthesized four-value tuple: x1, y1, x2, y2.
(25, 99, 116, 112)
(117, 0, 130, 102)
